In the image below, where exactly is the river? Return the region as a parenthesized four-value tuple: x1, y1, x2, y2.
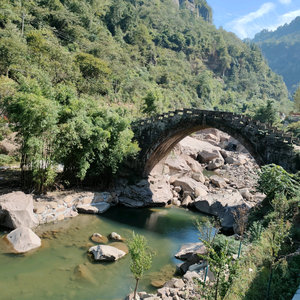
(0, 205, 209, 300)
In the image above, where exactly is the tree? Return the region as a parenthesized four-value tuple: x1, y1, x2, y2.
(127, 233, 155, 300)
(253, 100, 279, 125)
(142, 92, 159, 116)
(293, 85, 300, 112)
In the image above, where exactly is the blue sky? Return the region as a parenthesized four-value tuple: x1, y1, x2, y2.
(208, 0, 300, 39)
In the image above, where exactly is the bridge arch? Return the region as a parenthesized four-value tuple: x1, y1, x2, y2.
(131, 109, 300, 177)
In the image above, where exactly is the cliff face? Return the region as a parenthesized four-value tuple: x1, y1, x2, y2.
(172, 0, 212, 23)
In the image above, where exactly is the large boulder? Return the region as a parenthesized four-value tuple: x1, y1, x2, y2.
(192, 172, 205, 183)
(210, 175, 227, 188)
(0, 192, 39, 229)
(163, 278, 185, 288)
(173, 177, 207, 194)
(149, 175, 173, 205)
(89, 245, 126, 261)
(207, 158, 224, 170)
(181, 154, 203, 173)
(194, 187, 207, 197)
(164, 155, 191, 175)
(6, 227, 41, 253)
(178, 254, 203, 273)
(195, 192, 248, 230)
(174, 242, 207, 261)
(198, 149, 222, 163)
(178, 136, 221, 158)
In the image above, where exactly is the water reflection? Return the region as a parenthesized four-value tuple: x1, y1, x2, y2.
(0, 205, 209, 300)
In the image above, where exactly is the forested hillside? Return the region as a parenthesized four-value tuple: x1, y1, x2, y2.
(0, 0, 293, 189)
(0, 0, 291, 115)
(252, 16, 300, 98)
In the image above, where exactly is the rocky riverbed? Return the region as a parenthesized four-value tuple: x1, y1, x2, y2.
(0, 128, 265, 299)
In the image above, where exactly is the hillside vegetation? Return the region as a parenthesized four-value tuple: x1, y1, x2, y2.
(0, 0, 291, 114)
(0, 0, 292, 190)
(252, 16, 300, 98)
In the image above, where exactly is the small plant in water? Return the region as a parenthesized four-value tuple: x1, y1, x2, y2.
(127, 232, 155, 300)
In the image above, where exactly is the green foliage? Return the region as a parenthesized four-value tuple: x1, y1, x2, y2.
(75, 53, 111, 78)
(0, 0, 294, 189)
(247, 221, 265, 244)
(253, 100, 279, 125)
(0, 154, 15, 166)
(256, 164, 300, 200)
(198, 238, 239, 300)
(286, 120, 300, 139)
(127, 232, 155, 299)
(249, 164, 300, 226)
(142, 91, 159, 116)
(0, 0, 291, 118)
(252, 16, 300, 97)
(2, 78, 139, 192)
(212, 235, 241, 256)
(293, 86, 300, 113)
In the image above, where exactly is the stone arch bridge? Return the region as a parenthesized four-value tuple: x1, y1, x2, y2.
(130, 109, 300, 177)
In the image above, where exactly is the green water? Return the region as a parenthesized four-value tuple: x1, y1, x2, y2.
(0, 206, 209, 300)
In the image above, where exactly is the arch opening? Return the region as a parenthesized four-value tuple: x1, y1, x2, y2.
(143, 124, 263, 177)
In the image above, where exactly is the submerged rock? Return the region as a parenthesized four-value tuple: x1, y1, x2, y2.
(6, 227, 41, 253)
(91, 233, 108, 244)
(109, 242, 129, 254)
(73, 264, 97, 285)
(89, 245, 126, 261)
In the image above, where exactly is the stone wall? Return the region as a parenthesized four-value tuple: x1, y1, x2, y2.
(33, 191, 117, 224)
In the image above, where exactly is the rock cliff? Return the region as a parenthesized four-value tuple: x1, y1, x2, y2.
(172, 0, 212, 23)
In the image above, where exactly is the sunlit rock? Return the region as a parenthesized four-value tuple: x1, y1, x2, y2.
(89, 245, 126, 261)
(6, 227, 41, 253)
(0, 192, 39, 229)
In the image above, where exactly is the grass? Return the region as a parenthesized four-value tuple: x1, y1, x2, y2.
(225, 224, 300, 300)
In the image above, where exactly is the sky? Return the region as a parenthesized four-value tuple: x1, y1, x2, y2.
(207, 0, 300, 39)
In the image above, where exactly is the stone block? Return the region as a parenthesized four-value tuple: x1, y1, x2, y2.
(64, 195, 73, 203)
(57, 213, 64, 222)
(46, 215, 55, 223)
(56, 206, 66, 213)
(81, 197, 93, 205)
(48, 202, 58, 209)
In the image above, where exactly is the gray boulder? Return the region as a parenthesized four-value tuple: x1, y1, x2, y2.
(0, 192, 39, 229)
(163, 278, 184, 289)
(195, 192, 248, 230)
(76, 202, 110, 214)
(210, 175, 227, 188)
(198, 149, 221, 163)
(174, 242, 206, 260)
(192, 172, 205, 183)
(6, 227, 41, 253)
(207, 158, 224, 170)
(89, 245, 126, 261)
(173, 177, 207, 194)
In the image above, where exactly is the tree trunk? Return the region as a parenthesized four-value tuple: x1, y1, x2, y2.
(215, 271, 220, 300)
(134, 278, 140, 300)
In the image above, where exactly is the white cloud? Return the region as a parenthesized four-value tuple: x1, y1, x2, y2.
(227, 3, 276, 39)
(278, 0, 292, 4)
(278, 9, 300, 24)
